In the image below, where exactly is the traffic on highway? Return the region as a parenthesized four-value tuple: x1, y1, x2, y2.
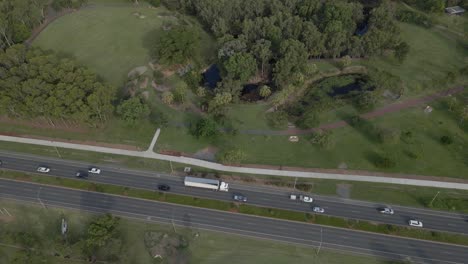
(0, 152, 467, 234)
(1, 178, 468, 264)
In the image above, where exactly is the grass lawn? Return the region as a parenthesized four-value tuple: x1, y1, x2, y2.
(0, 200, 398, 264)
(156, 95, 468, 178)
(34, 1, 215, 86)
(362, 22, 467, 94)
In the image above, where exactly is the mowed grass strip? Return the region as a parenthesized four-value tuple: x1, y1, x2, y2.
(1, 170, 468, 246)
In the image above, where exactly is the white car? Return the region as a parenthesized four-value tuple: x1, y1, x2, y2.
(408, 220, 423, 227)
(289, 194, 313, 203)
(37, 166, 50, 173)
(301, 195, 314, 203)
(313, 207, 325, 213)
(88, 167, 101, 174)
(379, 208, 394, 215)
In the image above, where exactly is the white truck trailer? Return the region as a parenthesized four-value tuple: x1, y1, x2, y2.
(184, 176, 229, 191)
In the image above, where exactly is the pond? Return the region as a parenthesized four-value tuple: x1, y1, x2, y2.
(203, 64, 221, 89)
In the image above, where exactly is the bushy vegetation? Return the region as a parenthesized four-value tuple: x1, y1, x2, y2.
(0, 45, 116, 126)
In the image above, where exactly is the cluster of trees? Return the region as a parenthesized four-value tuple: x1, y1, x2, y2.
(0, 44, 116, 125)
(163, 0, 402, 94)
(0, 0, 48, 49)
(154, 25, 201, 66)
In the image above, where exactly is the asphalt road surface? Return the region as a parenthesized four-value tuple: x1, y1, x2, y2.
(1, 179, 468, 264)
(1, 151, 467, 236)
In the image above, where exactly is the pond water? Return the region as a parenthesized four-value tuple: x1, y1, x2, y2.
(327, 78, 368, 97)
(203, 64, 221, 89)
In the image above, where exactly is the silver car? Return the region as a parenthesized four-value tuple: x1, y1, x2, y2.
(37, 166, 50, 173)
(379, 208, 394, 215)
(313, 207, 325, 213)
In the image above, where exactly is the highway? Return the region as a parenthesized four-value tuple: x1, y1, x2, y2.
(0, 151, 468, 235)
(1, 178, 468, 264)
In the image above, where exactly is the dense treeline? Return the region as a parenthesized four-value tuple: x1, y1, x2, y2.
(0, 0, 48, 49)
(0, 45, 115, 125)
(0, 0, 88, 50)
(164, 0, 402, 95)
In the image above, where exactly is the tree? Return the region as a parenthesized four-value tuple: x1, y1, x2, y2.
(223, 52, 256, 82)
(297, 109, 319, 129)
(116, 97, 150, 126)
(274, 39, 308, 87)
(338, 55, 351, 69)
(217, 148, 246, 164)
(190, 118, 219, 139)
(309, 129, 334, 149)
(354, 91, 377, 111)
(394, 41, 410, 63)
(259, 85, 271, 98)
(196, 86, 206, 97)
(300, 21, 324, 58)
(84, 214, 120, 255)
(154, 25, 200, 65)
(173, 85, 187, 103)
(208, 92, 232, 113)
(251, 39, 272, 77)
(161, 91, 174, 105)
(266, 110, 288, 129)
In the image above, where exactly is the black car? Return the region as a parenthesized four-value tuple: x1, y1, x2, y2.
(75, 171, 88, 178)
(157, 184, 170, 191)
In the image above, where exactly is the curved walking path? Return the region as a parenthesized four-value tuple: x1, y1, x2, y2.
(242, 86, 464, 136)
(1, 132, 468, 190)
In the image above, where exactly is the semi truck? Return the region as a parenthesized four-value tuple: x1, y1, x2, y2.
(184, 176, 229, 191)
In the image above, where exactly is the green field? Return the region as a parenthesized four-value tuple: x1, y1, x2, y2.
(34, 1, 214, 86)
(0, 200, 394, 264)
(156, 94, 468, 178)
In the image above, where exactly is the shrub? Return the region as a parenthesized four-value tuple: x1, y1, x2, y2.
(266, 111, 288, 129)
(440, 135, 453, 145)
(217, 148, 246, 164)
(373, 154, 396, 168)
(190, 118, 219, 139)
(309, 130, 335, 149)
(378, 128, 400, 144)
(297, 110, 319, 129)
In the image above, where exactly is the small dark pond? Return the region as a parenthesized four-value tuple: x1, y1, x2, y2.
(203, 64, 221, 89)
(241, 83, 262, 102)
(327, 78, 369, 97)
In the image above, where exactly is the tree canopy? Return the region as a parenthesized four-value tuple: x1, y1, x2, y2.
(166, 0, 402, 93)
(154, 25, 201, 65)
(0, 44, 116, 125)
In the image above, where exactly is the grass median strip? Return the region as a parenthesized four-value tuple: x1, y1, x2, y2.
(1, 170, 468, 247)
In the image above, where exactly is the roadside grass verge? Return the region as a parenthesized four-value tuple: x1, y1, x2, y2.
(1, 170, 468, 247)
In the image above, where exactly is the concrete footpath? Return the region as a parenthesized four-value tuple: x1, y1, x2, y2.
(1, 134, 468, 190)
